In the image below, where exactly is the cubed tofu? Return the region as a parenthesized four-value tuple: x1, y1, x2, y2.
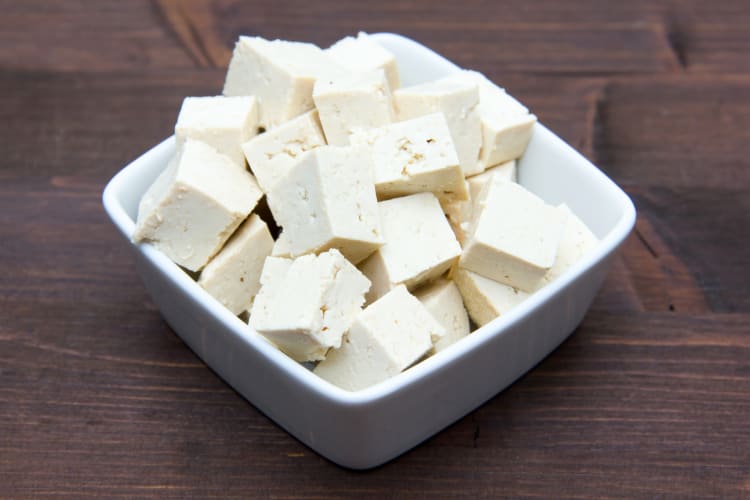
(540, 204, 599, 285)
(325, 32, 400, 92)
(133, 139, 263, 271)
(249, 249, 370, 362)
(414, 278, 470, 353)
(242, 110, 326, 193)
(351, 113, 468, 203)
(393, 75, 482, 176)
(443, 160, 516, 244)
(197, 214, 274, 315)
(223, 37, 340, 128)
(457, 71, 536, 170)
(175, 96, 259, 168)
(314, 285, 442, 391)
(359, 192, 462, 303)
(266, 145, 382, 264)
(460, 179, 567, 291)
(453, 268, 529, 327)
(313, 69, 394, 146)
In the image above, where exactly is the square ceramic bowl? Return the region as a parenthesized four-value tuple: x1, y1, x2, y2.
(102, 33, 635, 469)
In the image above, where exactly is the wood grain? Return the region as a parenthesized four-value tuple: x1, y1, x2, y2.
(0, 69, 224, 181)
(593, 75, 750, 190)
(665, 0, 750, 73)
(2, 0, 750, 497)
(0, 0, 194, 71)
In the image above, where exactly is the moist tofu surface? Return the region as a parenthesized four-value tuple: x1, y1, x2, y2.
(460, 179, 567, 291)
(242, 110, 326, 193)
(325, 32, 401, 92)
(175, 95, 259, 168)
(415, 278, 470, 353)
(313, 69, 394, 146)
(443, 160, 516, 244)
(539, 204, 599, 285)
(394, 74, 482, 176)
(452, 70, 536, 170)
(453, 268, 530, 327)
(133, 139, 263, 271)
(198, 214, 274, 315)
(249, 249, 371, 362)
(223, 36, 342, 128)
(351, 112, 468, 203)
(359, 192, 462, 302)
(266, 145, 383, 264)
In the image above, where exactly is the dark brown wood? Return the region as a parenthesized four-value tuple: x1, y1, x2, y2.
(2, 1, 749, 497)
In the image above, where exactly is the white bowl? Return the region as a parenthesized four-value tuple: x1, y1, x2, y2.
(102, 33, 635, 469)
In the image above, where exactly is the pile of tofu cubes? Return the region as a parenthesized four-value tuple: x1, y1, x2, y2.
(133, 33, 598, 391)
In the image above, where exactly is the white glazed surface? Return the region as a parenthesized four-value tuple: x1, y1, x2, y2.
(102, 32, 636, 469)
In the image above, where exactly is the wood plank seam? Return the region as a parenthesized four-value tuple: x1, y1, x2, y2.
(619, 216, 711, 314)
(153, 0, 229, 68)
(662, 14, 688, 69)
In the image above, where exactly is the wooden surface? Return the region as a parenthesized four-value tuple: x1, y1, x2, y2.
(2, 1, 749, 497)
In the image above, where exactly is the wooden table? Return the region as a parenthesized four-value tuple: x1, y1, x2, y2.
(2, 1, 749, 497)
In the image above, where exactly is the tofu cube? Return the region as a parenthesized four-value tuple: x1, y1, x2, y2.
(242, 110, 326, 193)
(175, 96, 259, 168)
(443, 160, 516, 244)
(453, 268, 529, 327)
(460, 179, 567, 291)
(197, 214, 274, 315)
(249, 249, 371, 362)
(314, 285, 443, 391)
(223, 37, 340, 128)
(459, 71, 536, 170)
(266, 145, 382, 264)
(359, 192, 462, 302)
(313, 69, 394, 146)
(393, 75, 482, 176)
(351, 113, 468, 203)
(133, 139, 263, 271)
(540, 204, 598, 285)
(325, 32, 400, 91)
(414, 279, 470, 353)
